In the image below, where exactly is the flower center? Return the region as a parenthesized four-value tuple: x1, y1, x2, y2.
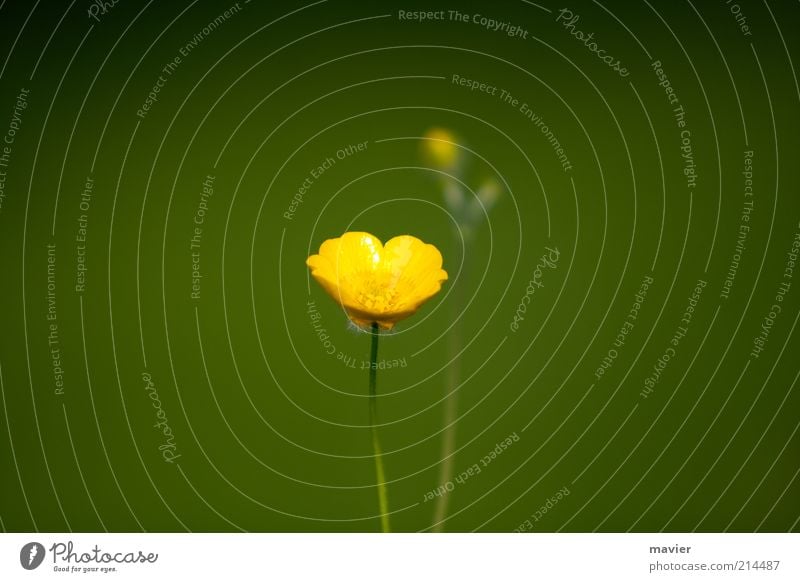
(353, 270, 401, 313)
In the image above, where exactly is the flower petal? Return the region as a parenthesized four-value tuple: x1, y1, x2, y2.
(306, 253, 354, 307)
(308, 233, 382, 306)
(383, 235, 448, 311)
(307, 232, 447, 328)
(319, 232, 383, 277)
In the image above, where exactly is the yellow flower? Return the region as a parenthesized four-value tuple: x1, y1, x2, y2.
(422, 127, 459, 169)
(306, 232, 448, 330)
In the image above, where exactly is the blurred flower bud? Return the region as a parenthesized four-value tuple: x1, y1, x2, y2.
(422, 127, 460, 169)
(466, 178, 501, 223)
(443, 181, 465, 214)
(478, 178, 501, 210)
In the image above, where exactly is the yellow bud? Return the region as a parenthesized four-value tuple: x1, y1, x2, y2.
(422, 127, 459, 169)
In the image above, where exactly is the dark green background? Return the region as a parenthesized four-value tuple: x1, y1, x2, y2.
(0, 0, 798, 532)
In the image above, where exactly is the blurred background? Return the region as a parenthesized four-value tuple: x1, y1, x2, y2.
(0, 0, 798, 532)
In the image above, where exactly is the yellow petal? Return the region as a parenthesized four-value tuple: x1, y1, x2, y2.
(383, 236, 448, 311)
(306, 232, 447, 329)
(422, 128, 459, 168)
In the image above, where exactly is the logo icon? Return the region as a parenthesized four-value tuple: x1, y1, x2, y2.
(20, 542, 45, 570)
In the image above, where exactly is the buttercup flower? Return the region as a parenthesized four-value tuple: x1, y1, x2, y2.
(306, 232, 448, 330)
(422, 127, 460, 169)
(306, 231, 448, 531)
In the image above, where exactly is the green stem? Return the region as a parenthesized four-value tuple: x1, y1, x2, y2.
(369, 322, 390, 533)
(433, 228, 469, 531)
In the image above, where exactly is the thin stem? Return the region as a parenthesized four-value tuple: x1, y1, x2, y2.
(433, 228, 469, 531)
(368, 322, 390, 533)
